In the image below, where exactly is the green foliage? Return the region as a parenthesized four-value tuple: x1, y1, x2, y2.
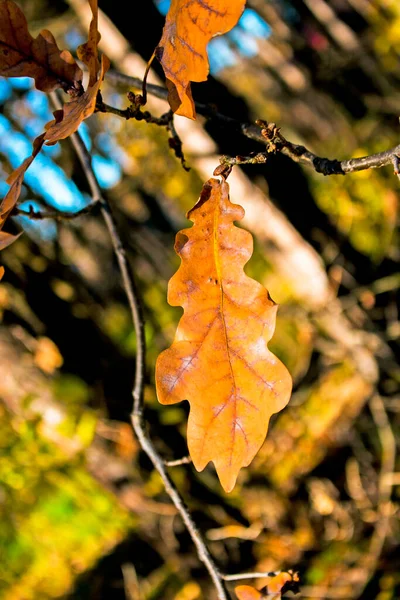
(0, 405, 133, 599)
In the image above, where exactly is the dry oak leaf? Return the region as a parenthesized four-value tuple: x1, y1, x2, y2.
(156, 178, 292, 492)
(77, 0, 100, 86)
(0, 230, 21, 251)
(0, 132, 45, 252)
(44, 53, 110, 144)
(156, 0, 246, 119)
(45, 0, 109, 144)
(0, 0, 82, 94)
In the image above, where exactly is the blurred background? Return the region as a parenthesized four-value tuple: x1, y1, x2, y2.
(0, 0, 399, 598)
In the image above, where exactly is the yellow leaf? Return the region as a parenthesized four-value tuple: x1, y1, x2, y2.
(156, 178, 292, 492)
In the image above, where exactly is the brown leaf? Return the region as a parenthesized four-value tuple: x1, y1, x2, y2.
(44, 54, 110, 144)
(156, 0, 246, 119)
(235, 586, 263, 600)
(45, 0, 109, 144)
(0, 0, 82, 94)
(77, 0, 100, 87)
(0, 132, 45, 241)
(0, 231, 22, 250)
(156, 178, 292, 492)
(0, 0, 107, 248)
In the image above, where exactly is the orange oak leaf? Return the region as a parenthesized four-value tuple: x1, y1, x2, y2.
(0, 266, 4, 280)
(155, 178, 292, 492)
(235, 586, 263, 600)
(44, 53, 110, 144)
(156, 0, 246, 119)
(77, 0, 100, 87)
(0, 132, 45, 249)
(0, 0, 82, 94)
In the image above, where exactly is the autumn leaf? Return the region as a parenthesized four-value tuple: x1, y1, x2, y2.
(77, 0, 100, 87)
(156, 0, 246, 119)
(0, 231, 21, 251)
(1, 133, 45, 222)
(45, 0, 109, 144)
(0, 132, 45, 252)
(156, 178, 292, 492)
(0, 0, 107, 251)
(235, 586, 263, 600)
(0, 266, 4, 280)
(0, 0, 82, 94)
(45, 53, 110, 144)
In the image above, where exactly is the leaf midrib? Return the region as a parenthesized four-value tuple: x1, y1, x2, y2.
(213, 195, 238, 467)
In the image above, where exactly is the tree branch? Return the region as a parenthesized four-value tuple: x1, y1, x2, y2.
(223, 571, 283, 582)
(164, 455, 192, 467)
(106, 70, 400, 178)
(48, 93, 230, 600)
(97, 99, 189, 170)
(13, 200, 100, 221)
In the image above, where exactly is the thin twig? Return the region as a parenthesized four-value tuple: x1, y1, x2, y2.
(353, 395, 396, 596)
(164, 456, 192, 467)
(131, 419, 229, 599)
(216, 152, 269, 169)
(48, 93, 230, 600)
(223, 571, 282, 582)
(107, 71, 168, 102)
(97, 99, 171, 126)
(106, 70, 400, 178)
(13, 200, 100, 221)
(97, 100, 189, 169)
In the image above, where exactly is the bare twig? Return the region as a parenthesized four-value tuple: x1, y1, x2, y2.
(107, 71, 168, 102)
(131, 419, 229, 600)
(97, 100, 188, 169)
(97, 98, 170, 126)
(164, 456, 192, 467)
(354, 395, 396, 594)
(13, 200, 100, 221)
(216, 152, 269, 169)
(48, 93, 230, 600)
(106, 70, 400, 178)
(223, 571, 283, 582)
